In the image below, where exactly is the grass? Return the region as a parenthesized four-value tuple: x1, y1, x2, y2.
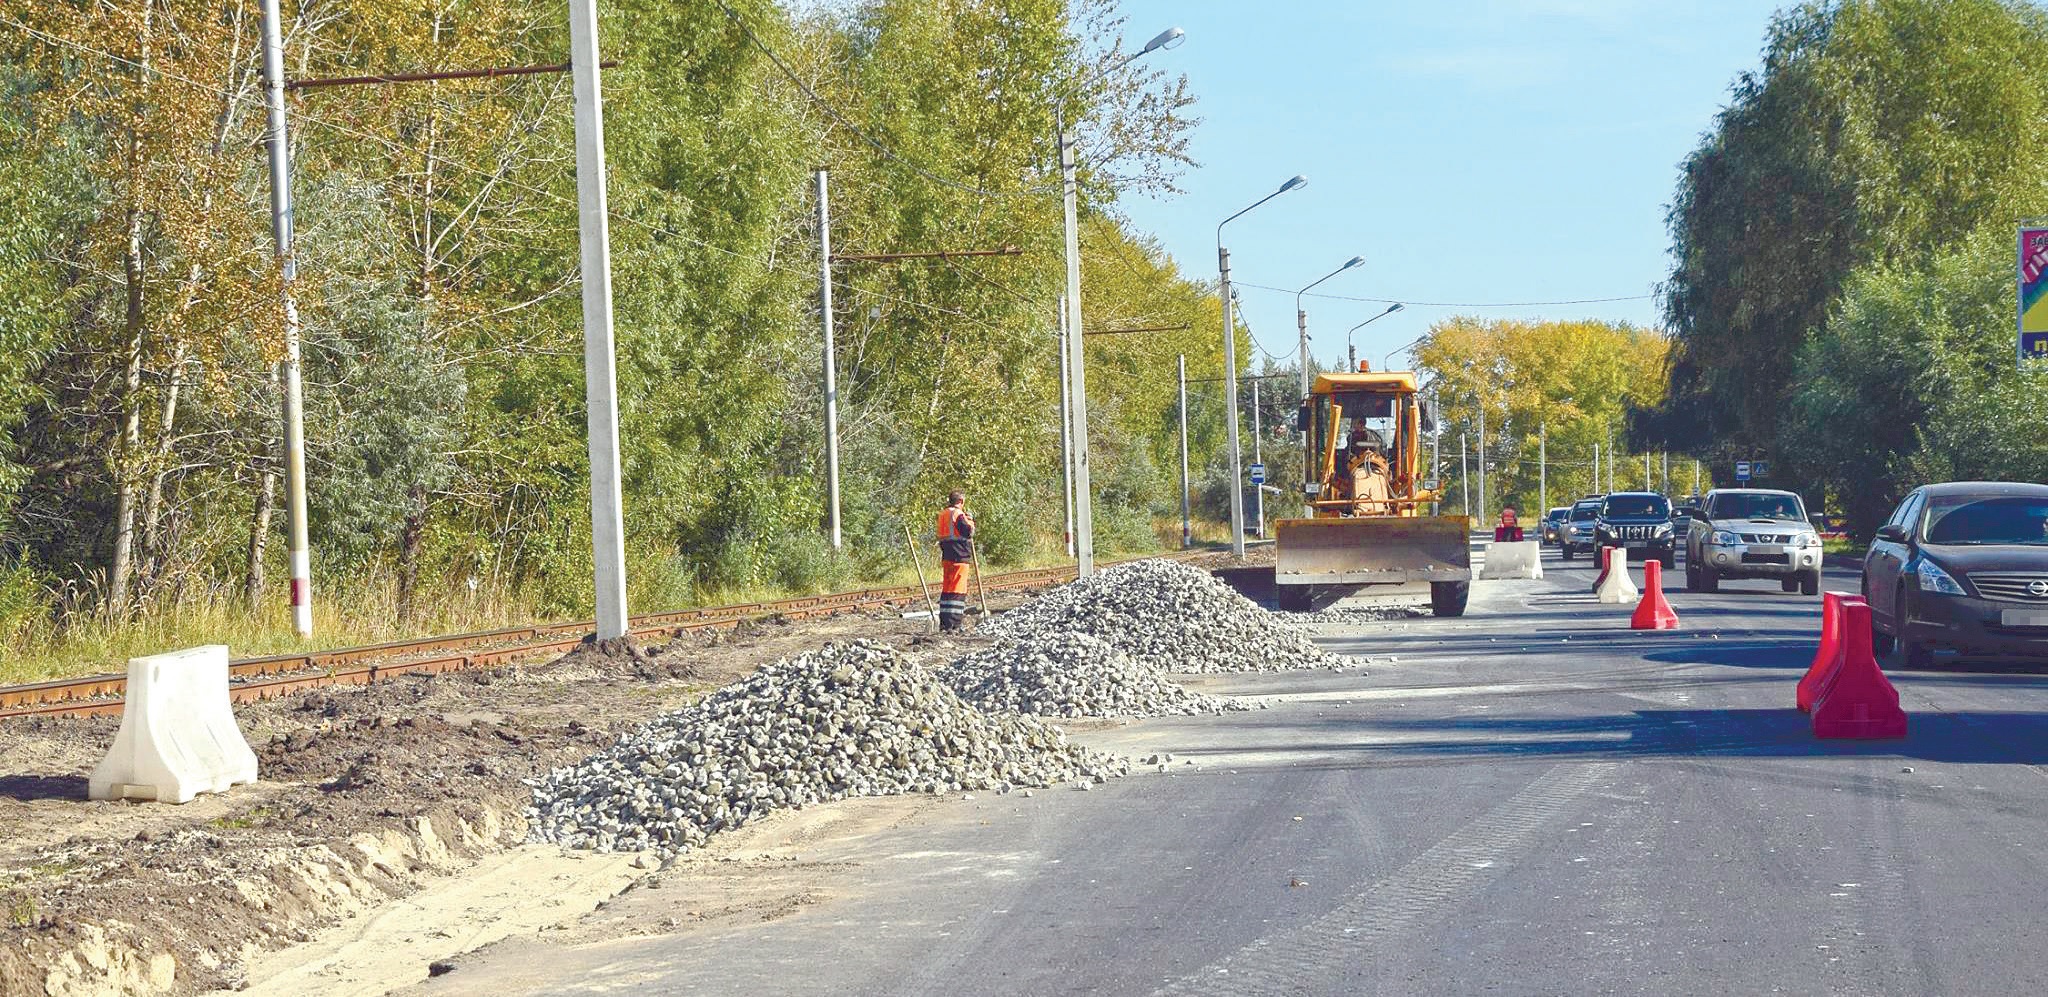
(0, 524, 1216, 687)
(1823, 537, 1868, 558)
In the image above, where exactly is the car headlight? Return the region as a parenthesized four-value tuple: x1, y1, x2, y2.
(1711, 530, 1739, 545)
(1915, 559, 1966, 597)
(1794, 532, 1821, 548)
(1656, 522, 1674, 536)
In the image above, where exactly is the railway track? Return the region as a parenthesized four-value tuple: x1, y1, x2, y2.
(0, 550, 1218, 721)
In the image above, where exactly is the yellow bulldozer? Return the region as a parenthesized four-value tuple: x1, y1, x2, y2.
(1274, 365, 1472, 616)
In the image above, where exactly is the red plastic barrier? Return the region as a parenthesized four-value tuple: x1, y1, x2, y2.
(1811, 600, 1907, 739)
(1795, 592, 1851, 713)
(1591, 546, 1613, 593)
(1630, 559, 1679, 630)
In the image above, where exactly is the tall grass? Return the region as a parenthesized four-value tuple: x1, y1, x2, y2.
(0, 524, 1212, 686)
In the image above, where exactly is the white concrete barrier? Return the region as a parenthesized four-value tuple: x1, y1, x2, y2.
(1596, 547, 1640, 605)
(1478, 540, 1544, 580)
(89, 645, 258, 804)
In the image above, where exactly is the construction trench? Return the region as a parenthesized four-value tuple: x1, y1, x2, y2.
(0, 547, 1398, 997)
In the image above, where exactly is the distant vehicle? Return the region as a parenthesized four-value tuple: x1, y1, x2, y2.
(1864, 481, 2048, 665)
(1684, 488, 1822, 595)
(1560, 497, 1603, 560)
(1595, 491, 1677, 568)
(1541, 506, 1570, 545)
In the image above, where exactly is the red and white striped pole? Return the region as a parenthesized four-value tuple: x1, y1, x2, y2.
(262, 0, 313, 638)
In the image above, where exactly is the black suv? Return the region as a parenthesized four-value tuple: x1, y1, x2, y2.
(1594, 492, 1677, 568)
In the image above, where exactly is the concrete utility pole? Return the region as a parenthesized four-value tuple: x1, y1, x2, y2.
(1056, 297, 1075, 558)
(1593, 442, 1600, 497)
(1644, 452, 1652, 492)
(815, 170, 842, 550)
(567, 0, 629, 640)
(259, 0, 313, 638)
(1477, 400, 1488, 519)
(1178, 355, 1191, 549)
(1538, 419, 1547, 515)
(1460, 433, 1470, 516)
(1251, 378, 1264, 538)
(1218, 176, 1305, 556)
(1058, 115, 1095, 577)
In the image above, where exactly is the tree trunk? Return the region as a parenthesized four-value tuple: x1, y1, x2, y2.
(396, 485, 428, 625)
(246, 465, 275, 609)
(108, 202, 147, 619)
(141, 336, 187, 580)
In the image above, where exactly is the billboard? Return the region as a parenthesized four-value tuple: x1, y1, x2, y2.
(2021, 227, 2048, 362)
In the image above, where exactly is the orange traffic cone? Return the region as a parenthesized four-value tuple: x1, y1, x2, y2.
(1796, 592, 1850, 713)
(1811, 600, 1907, 739)
(1630, 559, 1679, 630)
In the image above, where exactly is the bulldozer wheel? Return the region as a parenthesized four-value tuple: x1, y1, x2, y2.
(1276, 584, 1312, 613)
(1430, 581, 1470, 618)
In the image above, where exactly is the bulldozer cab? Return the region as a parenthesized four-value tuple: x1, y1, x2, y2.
(1299, 370, 1430, 517)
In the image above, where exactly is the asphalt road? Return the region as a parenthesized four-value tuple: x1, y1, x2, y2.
(417, 545, 2048, 996)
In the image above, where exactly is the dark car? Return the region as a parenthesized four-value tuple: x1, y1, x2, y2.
(1594, 491, 1677, 568)
(1864, 481, 2048, 665)
(1541, 506, 1569, 545)
(1559, 498, 1603, 560)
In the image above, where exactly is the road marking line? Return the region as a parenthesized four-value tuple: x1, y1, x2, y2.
(1152, 762, 1615, 996)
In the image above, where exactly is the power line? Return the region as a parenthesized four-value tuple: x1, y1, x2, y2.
(707, 0, 1057, 199)
(1231, 281, 1655, 309)
(0, 13, 1023, 344)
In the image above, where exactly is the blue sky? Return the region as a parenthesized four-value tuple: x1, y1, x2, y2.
(1104, 0, 1790, 372)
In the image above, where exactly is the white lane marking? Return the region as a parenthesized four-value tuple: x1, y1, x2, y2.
(1152, 763, 1616, 996)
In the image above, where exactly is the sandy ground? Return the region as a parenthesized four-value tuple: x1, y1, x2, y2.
(0, 550, 1257, 997)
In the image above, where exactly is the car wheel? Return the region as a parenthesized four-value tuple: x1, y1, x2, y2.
(1904, 637, 1935, 668)
(1430, 581, 1470, 618)
(1561, 546, 1574, 561)
(1685, 560, 1701, 592)
(1699, 563, 1719, 593)
(1781, 577, 1799, 594)
(1661, 552, 1677, 570)
(1800, 572, 1820, 597)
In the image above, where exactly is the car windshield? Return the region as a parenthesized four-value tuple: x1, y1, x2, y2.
(1922, 495, 2048, 545)
(1711, 492, 1805, 521)
(1546, 509, 1568, 522)
(1601, 495, 1669, 518)
(1570, 504, 1599, 521)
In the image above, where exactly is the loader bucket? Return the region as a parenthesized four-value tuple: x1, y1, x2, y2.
(1274, 515, 1473, 586)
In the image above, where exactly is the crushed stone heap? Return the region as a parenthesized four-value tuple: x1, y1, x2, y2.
(942, 630, 1255, 719)
(527, 640, 1127, 856)
(976, 558, 1348, 672)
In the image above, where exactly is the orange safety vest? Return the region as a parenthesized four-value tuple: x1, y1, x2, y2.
(937, 507, 974, 563)
(1499, 509, 1519, 529)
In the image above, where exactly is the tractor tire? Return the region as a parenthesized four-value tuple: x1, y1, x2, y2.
(1430, 581, 1470, 618)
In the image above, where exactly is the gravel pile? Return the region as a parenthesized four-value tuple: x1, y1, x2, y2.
(526, 640, 1127, 855)
(1280, 605, 1426, 629)
(943, 631, 1254, 719)
(977, 559, 1346, 672)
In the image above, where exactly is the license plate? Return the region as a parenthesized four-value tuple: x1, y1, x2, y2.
(1624, 540, 1651, 548)
(1751, 544, 1783, 555)
(2001, 610, 2048, 628)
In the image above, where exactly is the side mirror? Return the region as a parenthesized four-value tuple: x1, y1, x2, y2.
(1295, 404, 1311, 433)
(1875, 524, 1907, 543)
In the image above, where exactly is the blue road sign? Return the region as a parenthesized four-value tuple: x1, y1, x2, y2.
(1751, 460, 1769, 478)
(1249, 462, 1267, 485)
(1735, 460, 1752, 482)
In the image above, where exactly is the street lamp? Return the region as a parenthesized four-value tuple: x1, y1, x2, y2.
(1295, 256, 1366, 398)
(1216, 174, 1307, 558)
(1059, 25, 1183, 577)
(1346, 302, 1405, 372)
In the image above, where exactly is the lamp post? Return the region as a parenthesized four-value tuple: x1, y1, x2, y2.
(1294, 256, 1366, 399)
(1382, 327, 1430, 373)
(1346, 303, 1404, 372)
(1218, 175, 1308, 558)
(1059, 25, 1182, 577)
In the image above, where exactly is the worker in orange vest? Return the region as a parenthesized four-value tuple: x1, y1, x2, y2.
(1495, 505, 1523, 543)
(936, 490, 976, 632)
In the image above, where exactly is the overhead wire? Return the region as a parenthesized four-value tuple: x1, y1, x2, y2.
(1230, 280, 1655, 309)
(0, 12, 1026, 342)
(707, 0, 1058, 199)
